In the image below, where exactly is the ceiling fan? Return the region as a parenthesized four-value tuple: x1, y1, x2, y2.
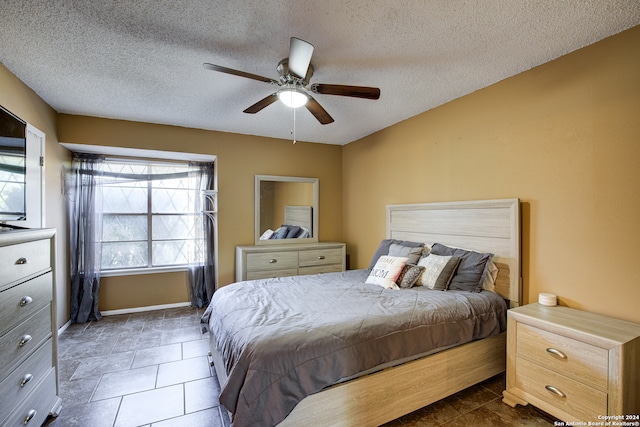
(203, 37, 380, 125)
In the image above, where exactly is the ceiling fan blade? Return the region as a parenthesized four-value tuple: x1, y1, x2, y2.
(288, 37, 314, 79)
(243, 93, 279, 114)
(203, 63, 278, 84)
(310, 83, 380, 100)
(305, 96, 334, 125)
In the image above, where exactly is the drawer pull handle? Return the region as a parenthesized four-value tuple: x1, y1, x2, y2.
(19, 296, 34, 307)
(18, 334, 32, 347)
(16, 257, 28, 265)
(317, 255, 326, 260)
(20, 373, 33, 387)
(23, 409, 37, 424)
(545, 385, 566, 398)
(269, 259, 277, 263)
(546, 348, 567, 359)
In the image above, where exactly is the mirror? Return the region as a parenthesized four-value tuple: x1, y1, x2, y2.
(255, 175, 319, 245)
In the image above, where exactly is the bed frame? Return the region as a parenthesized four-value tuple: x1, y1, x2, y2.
(211, 198, 521, 426)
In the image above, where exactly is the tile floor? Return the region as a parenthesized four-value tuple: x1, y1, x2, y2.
(45, 306, 557, 426)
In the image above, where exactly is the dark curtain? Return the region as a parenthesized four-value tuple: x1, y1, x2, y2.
(187, 162, 216, 308)
(67, 154, 104, 323)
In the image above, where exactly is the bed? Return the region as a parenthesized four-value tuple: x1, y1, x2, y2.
(203, 198, 521, 426)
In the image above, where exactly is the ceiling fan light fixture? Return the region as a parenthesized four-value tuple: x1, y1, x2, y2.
(277, 88, 308, 108)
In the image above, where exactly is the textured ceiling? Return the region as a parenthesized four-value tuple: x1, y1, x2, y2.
(1, 1, 639, 145)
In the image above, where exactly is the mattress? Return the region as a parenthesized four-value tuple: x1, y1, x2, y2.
(202, 269, 507, 427)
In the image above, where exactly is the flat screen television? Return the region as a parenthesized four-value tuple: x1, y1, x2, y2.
(0, 105, 27, 222)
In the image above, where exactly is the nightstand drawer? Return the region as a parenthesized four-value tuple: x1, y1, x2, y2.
(246, 251, 298, 272)
(516, 323, 607, 390)
(0, 239, 51, 287)
(299, 248, 343, 267)
(515, 357, 607, 421)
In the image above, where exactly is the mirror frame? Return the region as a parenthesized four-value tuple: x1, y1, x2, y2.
(255, 175, 319, 245)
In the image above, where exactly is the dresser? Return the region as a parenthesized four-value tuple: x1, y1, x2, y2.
(502, 303, 640, 423)
(0, 228, 61, 426)
(236, 242, 346, 281)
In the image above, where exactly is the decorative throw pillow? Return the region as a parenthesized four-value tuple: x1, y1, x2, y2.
(389, 243, 423, 265)
(285, 225, 301, 238)
(430, 243, 493, 292)
(365, 256, 408, 290)
(396, 264, 425, 288)
(369, 239, 424, 268)
(417, 254, 461, 290)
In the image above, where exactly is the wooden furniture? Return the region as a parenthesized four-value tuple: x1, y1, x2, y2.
(216, 198, 521, 426)
(502, 303, 640, 423)
(0, 228, 61, 426)
(236, 242, 346, 281)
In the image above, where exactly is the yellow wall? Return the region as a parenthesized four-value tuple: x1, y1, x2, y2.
(3, 25, 639, 324)
(57, 115, 343, 310)
(0, 63, 71, 328)
(342, 26, 640, 323)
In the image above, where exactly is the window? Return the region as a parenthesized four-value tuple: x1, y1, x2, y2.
(99, 159, 211, 273)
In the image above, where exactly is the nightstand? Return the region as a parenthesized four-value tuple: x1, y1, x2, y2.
(502, 303, 640, 422)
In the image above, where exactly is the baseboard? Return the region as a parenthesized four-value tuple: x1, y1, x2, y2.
(56, 302, 191, 335)
(100, 301, 191, 317)
(58, 319, 72, 336)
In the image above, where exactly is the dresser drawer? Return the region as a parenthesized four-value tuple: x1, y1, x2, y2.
(247, 269, 299, 281)
(299, 264, 343, 275)
(0, 273, 52, 337)
(299, 248, 343, 267)
(515, 356, 607, 421)
(0, 305, 52, 382)
(2, 367, 57, 427)
(516, 323, 608, 390)
(0, 239, 51, 287)
(246, 251, 298, 272)
(0, 341, 53, 420)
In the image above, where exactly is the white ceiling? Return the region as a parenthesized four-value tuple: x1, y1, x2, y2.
(1, 1, 639, 145)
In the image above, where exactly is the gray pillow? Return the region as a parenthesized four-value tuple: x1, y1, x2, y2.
(430, 243, 493, 292)
(271, 226, 289, 239)
(369, 239, 424, 268)
(285, 225, 302, 238)
(389, 243, 423, 264)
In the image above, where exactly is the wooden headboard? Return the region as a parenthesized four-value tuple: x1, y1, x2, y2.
(387, 198, 521, 307)
(284, 205, 313, 232)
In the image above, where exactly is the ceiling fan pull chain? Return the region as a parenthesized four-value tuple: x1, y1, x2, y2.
(292, 106, 297, 144)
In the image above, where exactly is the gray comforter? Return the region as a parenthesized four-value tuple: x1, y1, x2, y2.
(202, 269, 507, 427)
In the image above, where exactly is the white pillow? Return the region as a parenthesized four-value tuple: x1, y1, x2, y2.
(366, 256, 408, 290)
